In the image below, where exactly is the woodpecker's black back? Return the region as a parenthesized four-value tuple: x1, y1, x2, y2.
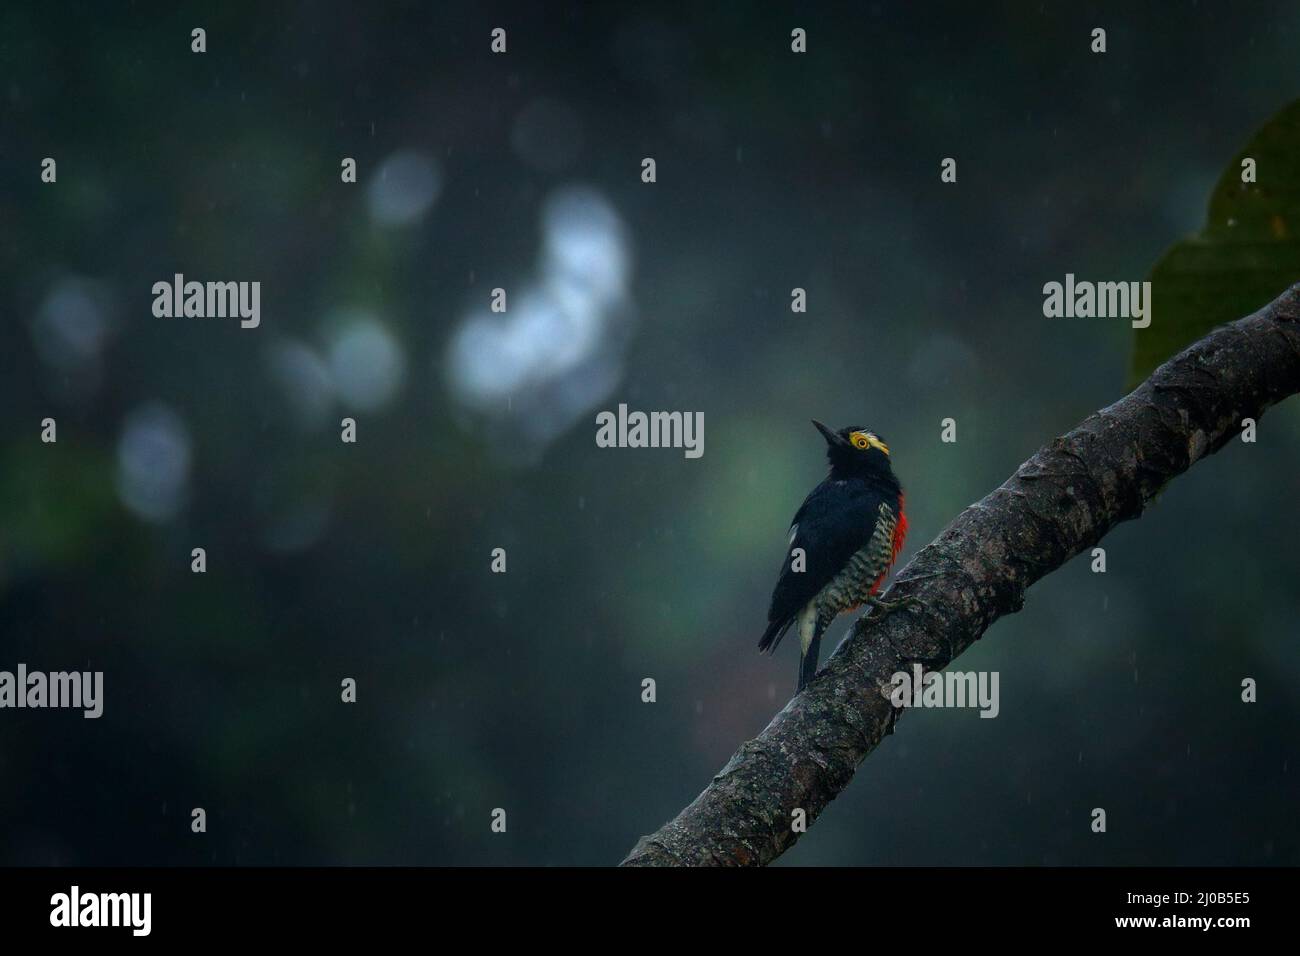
(759, 421, 907, 692)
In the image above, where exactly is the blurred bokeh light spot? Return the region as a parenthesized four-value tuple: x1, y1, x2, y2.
(445, 186, 633, 454)
(263, 339, 336, 432)
(366, 149, 442, 227)
(32, 278, 110, 368)
(541, 187, 631, 310)
(115, 403, 192, 523)
(326, 312, 406, 412)
(31, 277, 113, 397)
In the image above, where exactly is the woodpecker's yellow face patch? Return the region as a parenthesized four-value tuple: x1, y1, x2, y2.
(849, 431, 889, 455)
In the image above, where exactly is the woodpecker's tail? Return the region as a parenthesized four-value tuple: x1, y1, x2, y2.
(797, 625, 824, 693)
(758, 617, 792, 654)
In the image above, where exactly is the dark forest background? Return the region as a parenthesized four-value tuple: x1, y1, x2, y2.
(1, 1, 1298, 865)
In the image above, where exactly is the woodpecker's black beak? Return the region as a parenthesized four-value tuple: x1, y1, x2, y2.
(812, 419, 847, 448)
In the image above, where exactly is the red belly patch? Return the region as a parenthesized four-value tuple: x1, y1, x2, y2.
(891, 495, 909, 564)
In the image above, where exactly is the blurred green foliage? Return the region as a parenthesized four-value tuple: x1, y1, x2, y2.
(1131, 99, 1300, 385)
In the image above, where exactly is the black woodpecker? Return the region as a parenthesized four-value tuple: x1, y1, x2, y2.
(758, 421, 910, 693)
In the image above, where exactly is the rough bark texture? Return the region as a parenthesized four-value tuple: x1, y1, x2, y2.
(622, 282, 1300, 867)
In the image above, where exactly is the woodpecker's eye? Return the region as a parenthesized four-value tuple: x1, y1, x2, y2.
(849, 431, 890, 455)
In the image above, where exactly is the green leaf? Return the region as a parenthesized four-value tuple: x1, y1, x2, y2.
(1129, 99, 1300, 387)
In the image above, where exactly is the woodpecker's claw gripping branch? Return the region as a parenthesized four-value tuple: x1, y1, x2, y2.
(866, 594, 921, 615)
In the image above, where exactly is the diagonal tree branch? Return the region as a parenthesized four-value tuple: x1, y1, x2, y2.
(622, 282, 1300, 867)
